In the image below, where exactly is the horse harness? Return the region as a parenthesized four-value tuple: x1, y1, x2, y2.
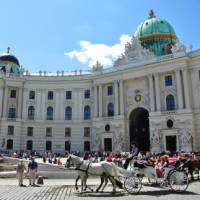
(75, 161, 92, 177)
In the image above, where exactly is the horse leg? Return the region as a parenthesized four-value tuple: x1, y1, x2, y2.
(96, 175, 104, 192)
(190, 169, 194, 181)
(108, 176, 116, 194)
(75, 175, 80, 191)
(101, 174, 108, 192)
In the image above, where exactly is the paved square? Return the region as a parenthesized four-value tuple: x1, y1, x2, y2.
(0, 181, 199, 200)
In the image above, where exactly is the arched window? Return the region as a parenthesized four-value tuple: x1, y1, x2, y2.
(26, 140, 33, 151)
(46, 141, 52, 151)
(28, 106, 35, 120)
(47, 106, 53, 120)
(7, 139, 13, 150)
(84, 141, 90, 151)
(84, 106, 91, 120)
(107, 103, 114, 116)
(65, 106, 72, 120)
(166, 94, 175, 111)
(65, 141, 71, 152)
(8, 106, 16, 118)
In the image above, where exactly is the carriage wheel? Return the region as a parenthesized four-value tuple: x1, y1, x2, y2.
(168, 170, 189, 192)
(124, 176, 142, 194)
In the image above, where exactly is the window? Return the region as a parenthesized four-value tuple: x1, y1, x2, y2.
(48, 91, 54, 100)
(8, 126, 14, 135)
(46, 141, 52, 151)
(107, 103, 114, 116)
(84, 127, 90, 137)
(84, 106, 91, 120)
(28, 106, 35, 120)
(29, 91, 35, 99)
(10, 90, 16, 98)
(84, 141, 90, 151)
(84, 90, 90, 99)
(65, 106, 72, 120)
(46, 127, 52, 137)
(166, 94, 175, 111)
(8, 107, 16, 118)
(27, 127, 33, 136)
(66, 91, 72, 100)
(47, 106, 53, 120)
(165, 75, 173, 86)
(107, 86, 113, 96)
(65, 141, 71, 152)
(65, 127, 71, 137)
(26, 140, 33, 151)
(7, 139, 13, 150)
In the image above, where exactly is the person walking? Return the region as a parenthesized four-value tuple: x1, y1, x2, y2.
(27, 156, 38, 186)
(16, 159, 26, 186)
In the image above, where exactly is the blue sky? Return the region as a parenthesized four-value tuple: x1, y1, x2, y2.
(0, 0, 200, 72)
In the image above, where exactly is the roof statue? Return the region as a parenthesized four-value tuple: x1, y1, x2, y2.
(92, 60, 103, 71)
(114, 36, 155, 66)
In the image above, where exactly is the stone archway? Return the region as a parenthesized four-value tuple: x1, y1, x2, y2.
(129, 107, 150, 151)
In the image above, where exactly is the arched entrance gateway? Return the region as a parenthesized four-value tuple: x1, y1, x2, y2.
(129, 107, 150, 151)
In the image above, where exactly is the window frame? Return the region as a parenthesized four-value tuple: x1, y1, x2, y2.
(46, 127, 52, 137)
(7, 126, 14, 135)
(65, 127, 71, 137)
(166, 94, 175, 111)
(84, 89, 90, 99)
(48, 91, 54, 100)
(10, 90, 16, 98)
(27, 127, 33, 136)
(66, 91, 72, 100)
(107, 86, 113, 96)
(165, 75, 173, 87)
(29, 91, 35, 100)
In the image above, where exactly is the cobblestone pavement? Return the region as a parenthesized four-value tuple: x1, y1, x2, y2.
(0, 180, 200, 200)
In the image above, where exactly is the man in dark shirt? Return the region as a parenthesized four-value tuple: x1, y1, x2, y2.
(123, 142, 140, 169)
(28, 156, 38, 186)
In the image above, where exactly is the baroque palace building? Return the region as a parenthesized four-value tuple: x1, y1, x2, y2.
(0, 10, 200, 154)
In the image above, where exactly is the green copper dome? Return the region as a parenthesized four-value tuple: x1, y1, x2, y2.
(0, 47, 20, 74)
(134, 10, 178, 56)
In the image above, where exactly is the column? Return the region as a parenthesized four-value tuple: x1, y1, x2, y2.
(0, 86, 3, 117)
(17, 87, 23, 118)
(60, 90, 64, 120)
(3, 86, 8, 117)
(119, 80, 124, 115)
(114, 81, 119, 115)
(155, 73, 161, 111)
(175, 70, 184, 109)
(182, 69, 190, 108)
(98, 85, 102, 117)
(55, 90, 60, 120)
(94, 86, 98, 117)
(35, 89, 41, 120)
(148, 74, 155, 112)
(41, 90, 46, 120)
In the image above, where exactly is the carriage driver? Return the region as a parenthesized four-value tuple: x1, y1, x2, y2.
(123, 142, 140, 169)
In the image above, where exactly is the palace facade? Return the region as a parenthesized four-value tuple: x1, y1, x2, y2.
(0, 11, 200, 154)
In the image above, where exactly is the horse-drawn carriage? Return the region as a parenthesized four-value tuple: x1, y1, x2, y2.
(65, 155, 189, 194)
(123, 159, 189, 194)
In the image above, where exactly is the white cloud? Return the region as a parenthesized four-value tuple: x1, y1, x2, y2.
(65, 34, 132, 68)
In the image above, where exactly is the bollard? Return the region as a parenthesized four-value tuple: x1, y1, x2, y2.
(37, 176, 44, 185)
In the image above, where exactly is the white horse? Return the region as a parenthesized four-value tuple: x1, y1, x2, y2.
(66, 154, 129, 193)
